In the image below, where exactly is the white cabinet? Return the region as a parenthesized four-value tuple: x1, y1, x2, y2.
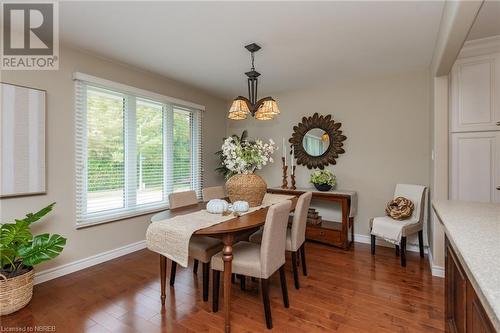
(451, 54, 500, 132)
(451, 132, 500, 203)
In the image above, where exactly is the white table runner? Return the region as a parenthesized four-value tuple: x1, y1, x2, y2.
(146, 193, 294, 267)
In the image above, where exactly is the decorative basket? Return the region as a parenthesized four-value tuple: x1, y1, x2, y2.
(225, 174, 267, 207)
(0, 268, 34, 315)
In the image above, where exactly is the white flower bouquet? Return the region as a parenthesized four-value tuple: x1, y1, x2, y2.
(220, 133, 277, 178)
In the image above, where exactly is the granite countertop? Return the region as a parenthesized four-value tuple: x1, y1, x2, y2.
(432, 200, 500, 330)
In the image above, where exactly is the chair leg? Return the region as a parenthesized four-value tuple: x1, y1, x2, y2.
(418, 230, 424, 258)
(261, 278, 273, 329)
(371, 235, 376, 255)
(202, 262, 209, 302)
(291, 251, 300, 289)
(279, 266, 289, 308)
(300, 244, 308, 276)
(400, 237, 407, 267)
(193, 259, 199, 274)
(169, 260, 177, 286)
(160, 255, 167, 306)
(212, 270, 220, 312)
(239, 275, 246, 291)
(395, 245, 400, 256)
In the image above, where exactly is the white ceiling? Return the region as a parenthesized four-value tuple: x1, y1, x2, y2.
(467, 0, 500, 41)
(60, 1, 445, 99)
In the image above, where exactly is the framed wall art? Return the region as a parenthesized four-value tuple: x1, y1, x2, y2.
(0, 82, 47, 198)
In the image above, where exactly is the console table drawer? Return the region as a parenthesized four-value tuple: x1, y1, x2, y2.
(306, 226, 342, 245)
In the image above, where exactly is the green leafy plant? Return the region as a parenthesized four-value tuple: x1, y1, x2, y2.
(310, 170, 336, 186)
(0, 203, 66, 278)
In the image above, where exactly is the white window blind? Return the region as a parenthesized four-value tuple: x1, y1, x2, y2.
(75, 79, 203, 226)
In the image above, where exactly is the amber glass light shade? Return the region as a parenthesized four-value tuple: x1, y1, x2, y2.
(259, 99, 280, 115)
(254, 99, 280, 120)
(228, 98, 250, 120)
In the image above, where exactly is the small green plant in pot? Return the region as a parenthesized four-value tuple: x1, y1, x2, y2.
(0, 203, 66, 315)
(310, 170, 336, 191)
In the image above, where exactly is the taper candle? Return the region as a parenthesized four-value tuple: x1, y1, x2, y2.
(282, 137, 287, 165)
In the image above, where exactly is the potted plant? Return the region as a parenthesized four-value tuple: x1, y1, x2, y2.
(0, 203, 66, 315)
(217, 131, 277, 206)
(310, 170, 336, 191)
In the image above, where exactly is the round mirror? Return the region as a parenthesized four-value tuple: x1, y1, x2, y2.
(302, 128, 330, 156)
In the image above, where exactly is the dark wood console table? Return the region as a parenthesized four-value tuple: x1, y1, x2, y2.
(267, 187, 357, 250)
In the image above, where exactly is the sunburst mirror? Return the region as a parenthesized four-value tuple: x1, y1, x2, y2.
(289, 113, 346, 169)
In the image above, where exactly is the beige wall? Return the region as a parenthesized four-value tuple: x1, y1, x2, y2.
(228, 70, 431, 237)
(0, 45, 227, 271)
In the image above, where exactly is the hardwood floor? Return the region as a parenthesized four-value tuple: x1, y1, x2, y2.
(0, 242, 445, 332)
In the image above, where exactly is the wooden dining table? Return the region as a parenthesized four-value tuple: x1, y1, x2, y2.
(150, 196, 297, 333)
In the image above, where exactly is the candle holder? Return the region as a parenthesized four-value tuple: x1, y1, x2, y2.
(281, 157, 288, 189)
(290, 166, 297, 190)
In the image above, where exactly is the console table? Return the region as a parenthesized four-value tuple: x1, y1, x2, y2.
(267, 187, 357, 250)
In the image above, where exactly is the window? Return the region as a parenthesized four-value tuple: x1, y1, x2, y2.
(75, 75, 203, 226)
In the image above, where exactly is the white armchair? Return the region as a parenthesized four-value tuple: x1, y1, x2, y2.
(369, 184, 427, 267)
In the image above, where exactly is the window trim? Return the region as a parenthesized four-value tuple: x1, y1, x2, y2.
(74, 73, 204, 228)
(73, 72, 206, 111)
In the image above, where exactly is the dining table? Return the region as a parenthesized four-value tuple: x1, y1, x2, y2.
(150, 196, 297, 333)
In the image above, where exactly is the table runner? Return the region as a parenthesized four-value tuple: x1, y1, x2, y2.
(146, 193, 294, 267)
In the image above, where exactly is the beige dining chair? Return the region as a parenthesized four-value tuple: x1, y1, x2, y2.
(202, 186, 226, 202)
(211, 200, 292, 329)
(249, 192, 312, 289)
(370, 184, 427, 267)
(168, 190, 223, 301)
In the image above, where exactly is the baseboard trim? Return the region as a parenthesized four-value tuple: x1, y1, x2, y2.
(427, 250, 445, 278)
(34, 240, 147, 285)
(34, 235, 444, 285)
(354, 233, 428, 254)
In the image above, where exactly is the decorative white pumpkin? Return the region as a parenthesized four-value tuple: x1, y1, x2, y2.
(206, 199, 229, 214)
(232, 201, 249, 213)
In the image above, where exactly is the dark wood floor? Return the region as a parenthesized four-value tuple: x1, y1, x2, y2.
(1, 242, 445, 332)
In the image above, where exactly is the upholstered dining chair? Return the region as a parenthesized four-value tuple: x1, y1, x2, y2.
(249, 191, 312, 289)
(202, 186, 226, 202)
(168, 190, 223, 301)
(370, 184, 427, 267)
(211, 200, 292, 329)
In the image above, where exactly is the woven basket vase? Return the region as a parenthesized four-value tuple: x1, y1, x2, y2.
(0, 268, 34, 315)
(225, 174, 267, 207)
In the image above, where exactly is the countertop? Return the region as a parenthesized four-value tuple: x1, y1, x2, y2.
(432, 200, 500, 330)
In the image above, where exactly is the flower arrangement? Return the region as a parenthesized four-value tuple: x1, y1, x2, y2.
(217, 131, 277, 178)
(310, 170, 336, 191)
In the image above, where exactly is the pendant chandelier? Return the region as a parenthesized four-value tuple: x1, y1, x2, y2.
(228, 43, 280, 120)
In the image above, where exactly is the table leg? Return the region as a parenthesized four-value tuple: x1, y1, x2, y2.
(160, 254, 167, 306)
(222, 234, 234, 333)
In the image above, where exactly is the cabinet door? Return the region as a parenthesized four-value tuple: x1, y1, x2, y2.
(451, 54, 500, 132)
(466, 282, 496, 333)
(451, 132, 500, 203)
(446, 239, 467, 333)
